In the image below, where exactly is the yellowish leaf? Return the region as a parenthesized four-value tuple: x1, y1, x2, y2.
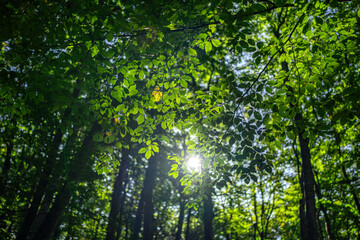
(152, 86, 162, 102)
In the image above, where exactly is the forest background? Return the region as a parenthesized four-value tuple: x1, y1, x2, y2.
(1, 0, 360, 239)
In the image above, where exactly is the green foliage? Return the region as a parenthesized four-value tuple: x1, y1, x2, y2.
(1, 0, 359, 239)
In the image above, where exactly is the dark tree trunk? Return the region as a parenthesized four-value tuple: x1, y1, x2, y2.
(16, 127, 64, 240)
(175, 192, 185, 240)
(203, 178, 213, 240)
(274, 16, 318, 240)
(296, 114, 318, 240)
(132, 154, 157, 240)
(142, 155, 157, 240)
(132, 192, 144, 240)
(16, 87, 80, 240)
(34, 181, 72, 240)
(342, 167, 360, 215)
(293, 140, 307, 240)
(116, 172, 129, 239)
(253, 189, 258, 240)
(185, 207, 191, 240)
(29, 189, 54, 240)
(32, 123, 99, 240)
(334, 132, 360, 226)
(106, 148, 130, 240)
(1, 118, 16, 192)
(1, 140, 14, 190)
(314, 173, 334, 240)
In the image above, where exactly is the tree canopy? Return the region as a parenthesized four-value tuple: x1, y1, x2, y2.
(1, 0, 360, 239)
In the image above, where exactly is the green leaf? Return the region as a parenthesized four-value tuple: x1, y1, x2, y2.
(137, 115, 145, 124)
(145, 150, 152, 159)
(254, 111, 262, 120)
(229, 137, 235, 146)
(102, 50, 114, 59)
(106, 33, 113, 42)
(286, 131, 295, 140)
(139, 70, 145, 80)
(306, 83, 315, 93)
(209, 24, 216, 33)
(205, 41, 212, 53)
(139, 147, 147, 154)
(257, 41, 264, 49)
(180, 79, 188, 88)
(152, 145, 159, 152)
(188, 48, 197, 56)
(239, 40, 248, 48)
(211, 39, 221, 47)
(91, 45, 99, 57)
(161, 121, 167, 129)
(197, 33, 208, 39)
(172, 171, 179, 178)
(248, 39, 255, 46)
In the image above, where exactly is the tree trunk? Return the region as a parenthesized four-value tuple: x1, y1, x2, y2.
(295, 114, 318, 240)
(16, 87, 80, 240)
(33, 123, 99, 240)
(295, 113, 318, 240)
(1, 139, 14, 191)
(106, 148, 130, 240)
(29, 188, 54, 240)
(132, 154, 158, 240)
(16, 127, 64, 240)
(132, 192, 144, 240)
(185, 207, 191, 240)
(143, 155, 157, 240)
(203, 178, 213, 240)
(253, 188, 258, 240)
(341, 166, 360, 215)
(293, 141, 307, 240)
(1, 117, 16, 193)
(175, 192, 185, 240)
(313, 173, 334, 240)
(274, 17, 318, 239)
(34, 181, 72, 240)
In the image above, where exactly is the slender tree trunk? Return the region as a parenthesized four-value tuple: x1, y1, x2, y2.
(334, 132, 360, 226)
(1, 118, 16, 192)
(132, 191, 145, 240)
(16, 87, 80, 240)
(260, 179, 265, 240)
(341, 166, 360, 215)
(313, 173, 334, 240)
(33, 123, 100, 240)
(185, 207, 191, 240)
(274, 17, 318, 239)
(295, 114, 318, 240)
(106, 149, 130, 240)
(116, 172, 129, 239)
(16, 127, 64, 240)
(293, 140, 307, 240)
(143, 155, 157, 240)
(1, 139, 14, 189)
(203, 177, 213, 240)
(34, 181, 72, 240)
(175, 192, 185, 240)
(253, 187, 258, 240)
(29, 189, 53, 240)
(132, 154, 157, 240)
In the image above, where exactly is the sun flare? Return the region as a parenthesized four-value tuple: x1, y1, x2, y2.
(186, 156, 202, 171)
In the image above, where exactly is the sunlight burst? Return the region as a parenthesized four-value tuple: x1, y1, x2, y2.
(186, 156, 202, 171)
